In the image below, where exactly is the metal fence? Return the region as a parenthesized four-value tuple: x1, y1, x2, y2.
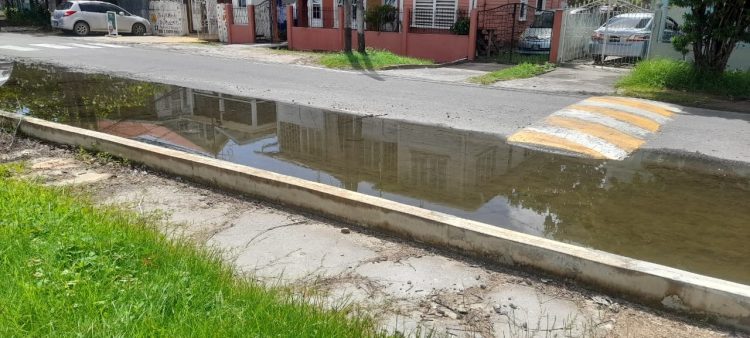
(365, 8, 402, 32)
(557, 0, 655, 67)
(477, 4, 553, 64)
(409, 8, 469, 34)
(233, 6, 248, 25)
(255, 0, 273, 40)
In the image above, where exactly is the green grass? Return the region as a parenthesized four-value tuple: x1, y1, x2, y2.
(319, 49, 433, 70)
(0, 165, 386, 337)
(469, 62, 556, 85)
(480, 52, 551, 65)
(616, 59, 750, 103)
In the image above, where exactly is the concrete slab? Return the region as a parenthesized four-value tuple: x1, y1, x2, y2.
(493, 65, 622, 95)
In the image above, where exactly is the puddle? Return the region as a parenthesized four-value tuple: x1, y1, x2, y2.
(2, 62, 749, 285)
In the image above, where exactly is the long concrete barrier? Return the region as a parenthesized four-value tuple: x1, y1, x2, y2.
(2, 111, 749, 331)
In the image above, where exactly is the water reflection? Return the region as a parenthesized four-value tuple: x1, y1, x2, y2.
(2, 63, 749, 284)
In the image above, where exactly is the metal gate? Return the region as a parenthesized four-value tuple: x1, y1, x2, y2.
(477, 3, 554, 64)
(557, 0, 655, 66)
(254, 0, 273, 41)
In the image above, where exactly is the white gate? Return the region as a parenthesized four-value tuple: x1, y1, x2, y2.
(557, 0, 655, 66)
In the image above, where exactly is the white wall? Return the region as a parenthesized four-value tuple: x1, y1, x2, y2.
(650, 5, 750, 71)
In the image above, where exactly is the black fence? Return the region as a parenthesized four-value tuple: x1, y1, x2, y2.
(477, 3, 554, 64)
(408, 8, 469, 34)
(365, 6, 401, 32)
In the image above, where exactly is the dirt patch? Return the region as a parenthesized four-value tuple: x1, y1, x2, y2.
(0, 130, 741, 338)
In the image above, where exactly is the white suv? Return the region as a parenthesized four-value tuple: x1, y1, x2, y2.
(51, 1, 150, 36)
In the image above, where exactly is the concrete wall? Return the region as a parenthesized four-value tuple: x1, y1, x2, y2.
(2, 110, 749, 332)
(288, 7, 475, 62)
(650, 6, 750, 71)
(149, 0, 189, 36)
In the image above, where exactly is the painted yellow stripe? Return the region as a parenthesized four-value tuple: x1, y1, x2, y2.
(568, 104, 661, 132)
(508, 130, 606, 159)
(545, 116, 645, 152)
(586, 96, 676, 117)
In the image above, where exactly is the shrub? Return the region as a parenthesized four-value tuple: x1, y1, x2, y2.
(5, 3, 50, 27)
(450, 16, 470, 35)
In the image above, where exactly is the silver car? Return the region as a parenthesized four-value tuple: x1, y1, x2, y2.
(51, 1, 150, 36)
(519, 11, 555, 54)
(588, 13, 653, 63)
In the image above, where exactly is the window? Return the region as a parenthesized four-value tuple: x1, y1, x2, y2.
(535, 0, 545, 10)
(412, 0, 457, 29)
(519, 0, 527, 21)
(60, 2, 74, 9)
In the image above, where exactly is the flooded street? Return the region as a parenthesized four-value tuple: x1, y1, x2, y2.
(2, 62, 749, 285)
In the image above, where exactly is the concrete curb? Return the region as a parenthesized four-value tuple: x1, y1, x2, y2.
(2, 111, 749, 332)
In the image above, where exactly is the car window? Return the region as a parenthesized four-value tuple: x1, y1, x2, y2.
(80, 3, 107, 13)
(665, 18, 679, 31)
(605, 17, 651, 29)
(59, 2, 74, 9)
(104, 3, 126, 13)
(530, 11, 554, 28)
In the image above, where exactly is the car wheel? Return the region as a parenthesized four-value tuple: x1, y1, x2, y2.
(131, 23, 146, 36)
(592, 54, 603, 64)
(73, 21, 90, 36)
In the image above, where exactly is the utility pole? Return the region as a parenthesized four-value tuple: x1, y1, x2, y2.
(356, 0, 365, 53)
(344, 0, 353, 53)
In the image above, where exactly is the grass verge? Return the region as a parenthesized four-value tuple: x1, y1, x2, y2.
(469, 62, 556, 85)
(616, 59, 750, 108)
(0, 164, 386, 337)
(319, 48, 433, 70)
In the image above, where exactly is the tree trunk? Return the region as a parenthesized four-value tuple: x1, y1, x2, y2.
(356, 0, 365, 53)
(344, 0, 352, 53)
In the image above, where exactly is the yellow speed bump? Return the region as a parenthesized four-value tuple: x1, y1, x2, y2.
(568, 104, 661, 132)
(507, 130, 606, 159)
(586, 96, 677, 117)
(545, 116, 645, 152)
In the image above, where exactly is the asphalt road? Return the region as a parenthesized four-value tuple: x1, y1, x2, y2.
(1, 32, 749, 164)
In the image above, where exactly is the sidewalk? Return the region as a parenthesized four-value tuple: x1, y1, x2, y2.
(0, 130, 734, 337)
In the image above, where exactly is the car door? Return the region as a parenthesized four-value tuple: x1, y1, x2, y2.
(79, 3, 108, 32)
(106, 4, 137, 33)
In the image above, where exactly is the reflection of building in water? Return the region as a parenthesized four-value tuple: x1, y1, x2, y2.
(275, 104, 531, 210)
(150, 88, 278, 157)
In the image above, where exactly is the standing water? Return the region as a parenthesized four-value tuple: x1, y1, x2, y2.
(1, 62, 749, 284)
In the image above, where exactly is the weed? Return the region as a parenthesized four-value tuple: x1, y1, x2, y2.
(320, 49, 433, 70)
(0, 177, 390, 337)
(617, 59, 750, 101)
(0, 162, 25, 178)
(469, 62, 556, 85)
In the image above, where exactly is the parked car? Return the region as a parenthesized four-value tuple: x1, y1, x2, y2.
(518, 11, 554, 54)
(588, 12, 679, 63)
(51, 1, 150, 36)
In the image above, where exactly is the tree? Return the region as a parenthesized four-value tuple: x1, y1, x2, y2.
(356, 0, 366, 53)
(344, 0, 353, 53)
(671, 0, 750, 74)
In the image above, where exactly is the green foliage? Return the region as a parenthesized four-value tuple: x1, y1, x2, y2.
(469, 62, 555, 85)
(320, 48, 433, 69)
(450, 16, 470, 35)
(365, 5, 399, 32)
(5, 3, 50, 27)
(617, 58, 750, 99)
(669, 0, 750, 73)
(0, 176, 389, 337)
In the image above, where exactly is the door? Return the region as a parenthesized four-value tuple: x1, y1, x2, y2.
(308, 0, 322, 27)
(106, 4, 137, 33)
(79, 3, 108, 31)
